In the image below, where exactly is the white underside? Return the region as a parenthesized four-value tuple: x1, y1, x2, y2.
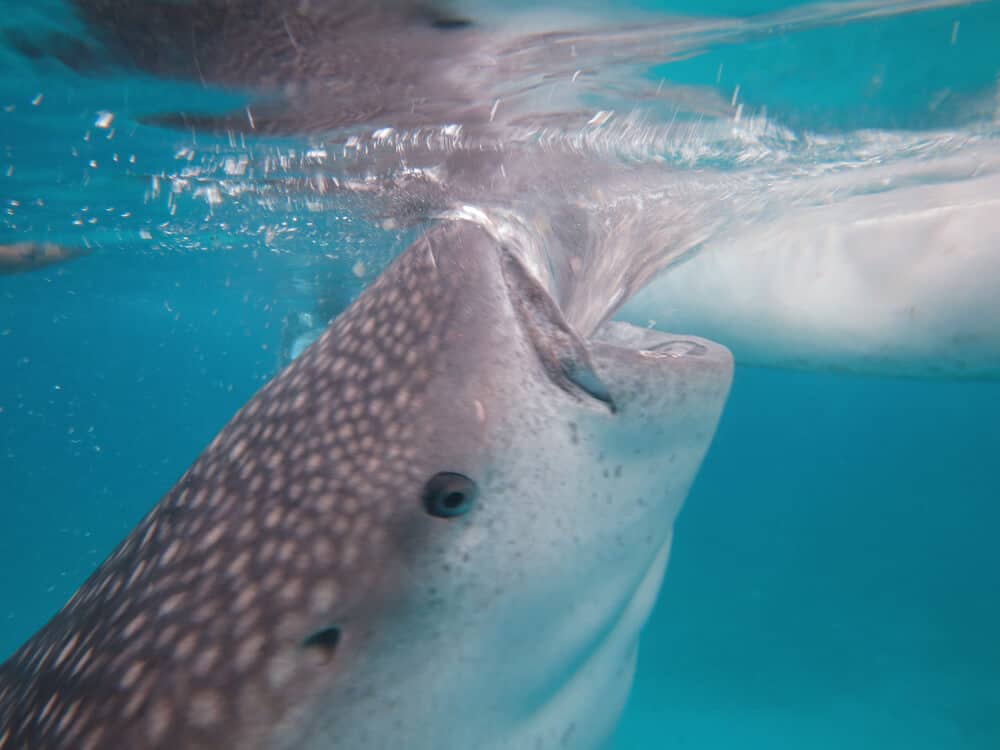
(294, 535, 674, 750)
(619, 167, 1000, 378)
(499, 535, 673, 750)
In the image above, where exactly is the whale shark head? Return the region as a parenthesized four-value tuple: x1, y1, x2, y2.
(0, 221, 732, 750)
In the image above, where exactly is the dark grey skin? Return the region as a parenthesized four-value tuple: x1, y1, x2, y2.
(0, 221, 732, 749)
(0, 222, 550, 748)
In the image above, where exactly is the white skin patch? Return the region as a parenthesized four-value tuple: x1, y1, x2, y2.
(192, 646, 220, 677)
(267, 652, 296, 690)
(55, 699, 80, 735)
(227, 550, 252, 578)
(230, 438, 249, 461)
(235, 633, 266, 673)
(146, 701, 172, 743)
(37, 692, 58, 725)
(159, 539, 181, 566)
(119, 661, 144, 691)
(189, 690, 223, 728)
(140, 521, 159, 548)
(198, 524, 226, 551)
(52, 634, 79, 669)
(154, 623, 178, 650)
(70, 647, 93, 677)
(125, 559, 147, 588)
(280, 578, 303, 604)
(310, 582, 339, 614)
(174, 633, 198, 660)
(122, 613, 147, 639)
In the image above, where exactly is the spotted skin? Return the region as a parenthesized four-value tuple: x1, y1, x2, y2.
(0, 220, 733, 750)
(0, 222, 495, 749)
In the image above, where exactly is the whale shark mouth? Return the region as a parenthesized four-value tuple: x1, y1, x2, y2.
(501, 247, 619, 414)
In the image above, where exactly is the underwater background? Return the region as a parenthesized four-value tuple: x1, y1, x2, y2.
(2, 0, 999, 748)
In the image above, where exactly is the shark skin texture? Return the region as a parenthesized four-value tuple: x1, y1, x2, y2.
(0, 221, 733, 750)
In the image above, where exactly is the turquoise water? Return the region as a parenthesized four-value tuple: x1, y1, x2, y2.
(2, 1, 999, 748)
(615, 370, 1000, 748)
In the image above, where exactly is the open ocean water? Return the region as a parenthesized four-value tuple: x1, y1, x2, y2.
(1, 1, 999, 748)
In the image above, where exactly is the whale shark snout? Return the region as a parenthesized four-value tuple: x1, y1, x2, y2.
(0, 221, 731, 750)
(284, 224, 733, 750)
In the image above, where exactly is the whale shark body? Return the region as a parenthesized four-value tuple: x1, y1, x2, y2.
(618, 152, 1000, 379)
(0, 221, 732, 748)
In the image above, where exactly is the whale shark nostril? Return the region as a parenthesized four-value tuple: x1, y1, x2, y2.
(423, 473, 478, 518)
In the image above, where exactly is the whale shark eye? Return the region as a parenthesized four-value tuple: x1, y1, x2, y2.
(423, 473, 478, 518)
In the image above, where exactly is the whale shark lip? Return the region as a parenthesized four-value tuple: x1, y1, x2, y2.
(639, 339, 710, 358)
(595, 322, 732, 367)
(587, 322, 734, 422)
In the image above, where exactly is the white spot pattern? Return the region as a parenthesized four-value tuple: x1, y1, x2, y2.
(0, 225, 471, 749)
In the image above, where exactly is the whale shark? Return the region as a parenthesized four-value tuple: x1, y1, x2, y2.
(0, 221, 732, 748)
(617, 149, 1000, 379)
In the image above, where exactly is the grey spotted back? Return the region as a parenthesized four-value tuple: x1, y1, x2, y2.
(0, 221, 513, 750)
